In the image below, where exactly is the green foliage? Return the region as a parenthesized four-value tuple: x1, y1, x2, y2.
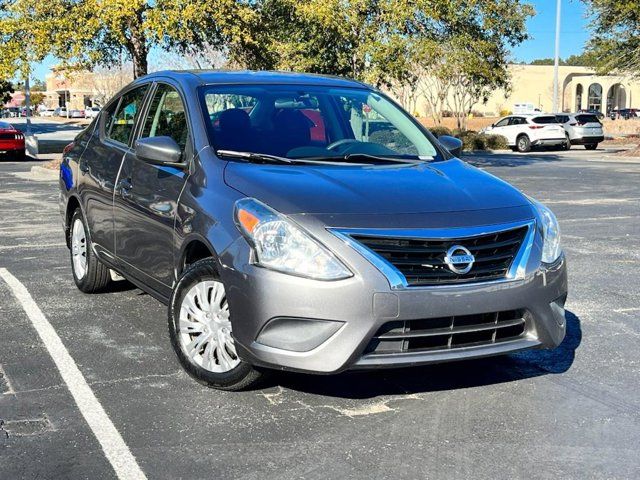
(0, 0, 255, 79)
(528, 52, 597, 67)
(429, 126, 453, 137)
(484, 134, 509, 150)
(0, 80, 15, 106)
(584, 0, 640, 75)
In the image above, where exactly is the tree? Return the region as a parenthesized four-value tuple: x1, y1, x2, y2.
(0, 0, 256, 79)
(233, 0, 533, 90)
(0, 80, 14, 107)
(22, 91, 45, 107)
(446, 37, 513, 130)
(583, 0, 640, 75)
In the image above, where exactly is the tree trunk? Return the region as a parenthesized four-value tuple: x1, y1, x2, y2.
(130, 35, 148, 78)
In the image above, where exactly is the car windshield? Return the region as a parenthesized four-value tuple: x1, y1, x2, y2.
(575, 114, 601, 124)
(199, 84, 440, 164)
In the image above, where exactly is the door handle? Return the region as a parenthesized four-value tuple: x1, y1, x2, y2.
(118, 178, 133, 198)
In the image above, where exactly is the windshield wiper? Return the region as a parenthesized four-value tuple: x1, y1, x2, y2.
(342, 153, 424, 164)
(216, 150, 294, 164)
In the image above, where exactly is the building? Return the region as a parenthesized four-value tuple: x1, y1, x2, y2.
(43, 66, 132, 110)
(411, 64, 640, 117)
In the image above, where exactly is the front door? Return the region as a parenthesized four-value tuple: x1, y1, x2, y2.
(79, 85, 148, 261)
(113, 82, 191, 298)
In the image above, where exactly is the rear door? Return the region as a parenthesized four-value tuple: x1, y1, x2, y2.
(113, 81, 191, 297)
(78, 84, 149, 261)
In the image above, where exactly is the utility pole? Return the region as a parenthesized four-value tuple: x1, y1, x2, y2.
(24, 75, 32, 135)
(552, 0, 561, 113)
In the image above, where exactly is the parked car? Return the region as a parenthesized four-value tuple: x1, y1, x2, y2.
(0, 121, 26, 160)
(41, 108, 56, 117)
(555, 113, 604, 150)
(3, 107, 20, 118)
(610, 108, 639, 120)
(578, 109, 604, 120)
(84, 106, 101, 119)
(481, 114, 567, 152)
(69, 109, 85, 118)
(59, 71, 567, 390)
(54, 107, 68, 117)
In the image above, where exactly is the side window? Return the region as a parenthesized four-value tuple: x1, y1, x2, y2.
(141, 84, 189, 152)
(494, 118, 510, 127)
(107, 86, 148, 145)
(509, 117, 524, 126)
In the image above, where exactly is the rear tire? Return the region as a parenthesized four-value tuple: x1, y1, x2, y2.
(516, 135, 531, 153)
(168, 258, 265, 391)
(69, 209, 111, 293)
(585, 144, 598, 150)
(563, 135, 571, 150)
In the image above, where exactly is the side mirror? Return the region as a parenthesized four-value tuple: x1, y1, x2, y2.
(438, 135, 463, 157)
(134, 136, 185, 168)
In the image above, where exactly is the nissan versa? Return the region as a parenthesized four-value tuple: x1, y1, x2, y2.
(59, 71, 567, 390)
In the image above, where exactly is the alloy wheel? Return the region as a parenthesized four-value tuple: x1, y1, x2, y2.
(178, 280, 240, 373)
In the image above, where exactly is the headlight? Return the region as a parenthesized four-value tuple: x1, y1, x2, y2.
(234, 198, 352, 280)
(531, 199, 562, 264)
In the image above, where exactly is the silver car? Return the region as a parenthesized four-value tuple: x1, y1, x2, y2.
(556, 113, 604, 150)
(59, 70, 568, 390)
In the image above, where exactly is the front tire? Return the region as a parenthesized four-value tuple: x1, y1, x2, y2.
(516, 135, 531, 153)
(69, 209, 111, 293)
(168, 258, 264, 391)
(585, 143, 598, 150)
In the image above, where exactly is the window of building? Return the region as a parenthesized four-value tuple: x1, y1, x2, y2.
(587, 83, 602, 111)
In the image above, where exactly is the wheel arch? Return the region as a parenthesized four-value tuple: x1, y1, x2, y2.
(64, 194, 83, 248)
(178, 235, 219, 275)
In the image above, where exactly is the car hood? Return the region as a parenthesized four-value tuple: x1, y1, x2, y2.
(223, 158, 530, 215)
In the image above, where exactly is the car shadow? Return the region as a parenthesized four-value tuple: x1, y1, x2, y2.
(463, 150, 566, 168)
(271, 310, 581, 399)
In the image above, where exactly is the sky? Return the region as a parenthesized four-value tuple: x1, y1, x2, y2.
(29, 0, 592, 82)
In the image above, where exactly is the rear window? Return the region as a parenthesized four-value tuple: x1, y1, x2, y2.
(575, 114, 601, 124)
(532, 116, 559, 124)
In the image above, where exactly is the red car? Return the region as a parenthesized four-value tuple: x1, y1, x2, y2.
(0, 121, 26, 160)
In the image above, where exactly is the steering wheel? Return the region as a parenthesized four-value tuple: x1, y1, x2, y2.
(326, 139, 360, 152)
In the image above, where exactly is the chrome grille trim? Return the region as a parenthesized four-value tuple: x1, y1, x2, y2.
(329, 220, 536, 289)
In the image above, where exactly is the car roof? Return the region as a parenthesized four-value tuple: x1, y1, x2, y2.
(136, 70, 369, 89)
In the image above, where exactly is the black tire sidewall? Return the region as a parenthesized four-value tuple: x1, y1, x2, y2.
(168, 258, 261, 390)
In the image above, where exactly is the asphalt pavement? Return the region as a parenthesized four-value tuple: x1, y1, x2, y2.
(0, 148, 639, 479)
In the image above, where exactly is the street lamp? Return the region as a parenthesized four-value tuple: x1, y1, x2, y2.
(552, 0, 561, 113)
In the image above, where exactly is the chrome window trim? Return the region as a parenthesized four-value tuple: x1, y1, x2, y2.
(329, 220, 537, 290)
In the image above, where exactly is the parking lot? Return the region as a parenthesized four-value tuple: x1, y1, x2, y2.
(1, 148, 639, 479)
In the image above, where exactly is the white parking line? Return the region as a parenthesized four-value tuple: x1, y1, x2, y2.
(0, 268, 147, 480)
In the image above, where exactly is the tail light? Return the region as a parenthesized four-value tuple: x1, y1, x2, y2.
(14, 133, 24, 140)
(63, 142, 75, 155)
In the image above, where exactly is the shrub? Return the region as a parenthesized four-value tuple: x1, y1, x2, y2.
(484, 134, 509, 150)
(429, 126, 452, 137)
(457, 130, 487, 151)
(499, 109, 512, 117)
(441, 110, 454, 118)
(470, 110, 485, 118)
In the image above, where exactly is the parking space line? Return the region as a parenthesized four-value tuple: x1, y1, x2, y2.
(0, 268, 147, 480)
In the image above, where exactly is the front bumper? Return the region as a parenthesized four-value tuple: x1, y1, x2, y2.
(219, 225, 568, 374)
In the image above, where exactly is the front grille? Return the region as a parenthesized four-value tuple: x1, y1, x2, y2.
(351, 226, 528, 286)
(365, 310, 528, 355)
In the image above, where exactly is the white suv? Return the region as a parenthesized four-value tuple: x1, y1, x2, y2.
(555, 113, 604, 150)
(481, 114, 566, 152)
